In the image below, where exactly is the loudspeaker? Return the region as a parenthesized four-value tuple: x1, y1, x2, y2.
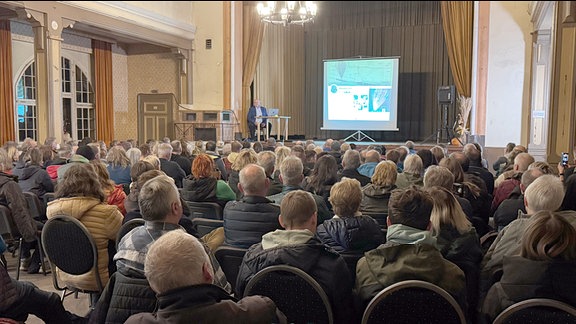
(438, 85, 455, 105)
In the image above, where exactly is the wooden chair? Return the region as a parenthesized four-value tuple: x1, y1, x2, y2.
(361, 280, 466, 324)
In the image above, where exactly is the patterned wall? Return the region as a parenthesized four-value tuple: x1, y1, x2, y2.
(115, 52, 179, 142)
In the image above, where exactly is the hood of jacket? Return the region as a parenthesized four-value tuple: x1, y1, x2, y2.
(245, 234, 332, 274)
(47, 196, 102, 220)
(181, 176, 217, 202)
(0, 172, 18, 187)
(12, 163, 42, 181)
(362, 184, 396, 199)
(386, 224, 437, 246)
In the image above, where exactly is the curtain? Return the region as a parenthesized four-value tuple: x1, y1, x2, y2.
(441, 1, 473, 142)
(92, 39, 114, 144)
(242, 4, 266, 137)
(0, 20, 15, 144)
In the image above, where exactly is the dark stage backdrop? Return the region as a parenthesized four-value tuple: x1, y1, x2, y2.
(257, 1, 454, 142)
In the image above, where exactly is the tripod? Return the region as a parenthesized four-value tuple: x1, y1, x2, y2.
(436, 103, 462, 145)
(344, 130, 376, 142)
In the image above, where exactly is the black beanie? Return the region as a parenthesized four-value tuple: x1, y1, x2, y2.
(76, 145, 95, 161)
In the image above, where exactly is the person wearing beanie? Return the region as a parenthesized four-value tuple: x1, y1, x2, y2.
(56, 145, 95, 183)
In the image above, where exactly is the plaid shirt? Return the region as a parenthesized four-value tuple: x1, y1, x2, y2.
(114, 221, 231, 293)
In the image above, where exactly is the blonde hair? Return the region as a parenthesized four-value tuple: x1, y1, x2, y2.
(428, 186, 471, 235)
(106, 146, 131, 168)
(329, 177, 362, 217)
(231, 149, 258, 172)
(274, 146, 292, 171)
(521, 210, 576, 261)
(403, 154, 423, 175)
(280, 190, 317, 228)
(371, 160, 397, 187)
(142, 155, 161, 170)
(145, 229, 212, 294)
(0, 148, 12, 172)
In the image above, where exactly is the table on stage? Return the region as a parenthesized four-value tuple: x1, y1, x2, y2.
(257, 115, 291, 142)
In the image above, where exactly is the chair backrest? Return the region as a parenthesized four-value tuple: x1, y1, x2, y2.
(244, 264, 334, 324)
(22, 191, 46, 221)
(493, 298, 576, 324)
(116, 219, 146, 249)
(41, 214, 103, 292)
(184, 200, 223, 220)
(0, 205, 19, 245)
(361, 280, 466, 324)
(214, 245, 247, 292)
(43, 192, 56, 205)
(192, 217, 224, 237)
(340, 252, 363, 283)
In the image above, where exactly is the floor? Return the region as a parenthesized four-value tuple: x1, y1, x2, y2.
(4, 252, 90, 324)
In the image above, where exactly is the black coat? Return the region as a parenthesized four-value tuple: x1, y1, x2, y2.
(316, 216, 384, 253)
(223, 196, 281, 248)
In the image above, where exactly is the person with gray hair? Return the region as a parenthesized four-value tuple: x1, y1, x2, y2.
(493, 167, 544, 230)
(257, 151, 282, 196)
(170, 140, 191, 177)
(268, 156, 332, 224)
(395, 154, 424, 189)
(223, 164, 281, 248)
(492, 152, 536, 213)
(157, 143, 186, 188)
(338, 149, 371, 186)
(423, 165, 474, 221)
(124, 229, 284, 323)
(480, 174, 570, 304)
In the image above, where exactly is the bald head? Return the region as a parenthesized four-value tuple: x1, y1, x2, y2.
(514, 153, 535, 172)
(463, 143, 481, 163)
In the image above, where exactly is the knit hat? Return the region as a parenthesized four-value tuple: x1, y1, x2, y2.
(76, 145, 95, 161)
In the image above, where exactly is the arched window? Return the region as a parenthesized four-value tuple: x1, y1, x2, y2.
(15, 62, 37, 141)
(14, 58, 95, 142)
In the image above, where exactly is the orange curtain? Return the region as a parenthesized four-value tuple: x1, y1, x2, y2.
(441, 1, 473, 140)
(242, 4, 266, 137)
(92, 39, 114, 144)
(0, 20, 15, 144)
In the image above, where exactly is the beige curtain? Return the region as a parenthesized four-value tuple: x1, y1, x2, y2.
(92, 40, 114, 144)
(441, 1, 473, 141)
(242, 4, 266, 137)
(0, 20, 15, 143)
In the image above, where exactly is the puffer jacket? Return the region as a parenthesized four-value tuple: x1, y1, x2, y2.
(0, 173, 36, 242)
(0, 263, 18, 312)
(223, 196, 281, 248)
(89, 268, 156, 324)
(47, 197, 123, 290)
(316, 215, 384, 253)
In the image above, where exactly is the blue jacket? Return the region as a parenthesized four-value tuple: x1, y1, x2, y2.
(247, 106, 268, 125)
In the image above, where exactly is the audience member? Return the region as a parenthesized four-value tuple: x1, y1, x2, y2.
(57, 145, 95, 182)
(357, 150, 381, 178)
(157, 143, 186, 188)
(481, 210, 576, 323)
(124, 230, 285, 324)
(463, 143, 495, 195)
(204, 141, 228, 181)
(268, 156, 332, 224)
(257, 151, 283, 196)
(236, 190, 354, 323)
(105, 146, 132, 185)
(561, 174, 576, 211)
(273, 146, 291, 179)
(223, 164, 281, 248)
(360, 160, 398, 227)
(423, 165, 474, 221)
(228, 148, 258, 200)
(395, 154, 423, 188)
(316, 178, 384, 253)
(181, 153, 236, 207)
(170, 140, 192, 177)
(338, 149, 371, 186)
(302, 154, 339, 211)
(355, 186, 467, 312)
(91, 161, 127, 216)
(492, 152, 535, 212)
(12, 147, 54, 201)
(416, 148, 437, 171)
(430, 145, 446, 165)
(290, 145, 312, 176)
(492, 142, 516, 175)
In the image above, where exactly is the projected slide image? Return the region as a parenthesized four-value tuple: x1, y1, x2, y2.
(328, 85, 391, 121)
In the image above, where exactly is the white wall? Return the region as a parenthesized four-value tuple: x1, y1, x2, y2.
(484, 1, 532, 147)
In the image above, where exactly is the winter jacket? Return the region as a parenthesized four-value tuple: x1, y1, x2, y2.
(56, 154, 90, 183)
(360, 184, 396, 227)
(223, 196, 281, 248)
(88, 268, 156, 324)
(11, 163, 54, 199)
(106, 165, 131, 186)
(316, 215, 384, 253)
(181, 176, 236, 207)
(268, 185, 333, 224)
(482, 256, 576, 323)
(125, 284, 282, 324)
(106, 184, 127, 216)
(357, 162, 378, 179)
(236, 231, 354, 324)
(338, 169, 371, 187)
(0, 173, 36, 242)
(47, 197, 123, 290)
(395, 172, 423, 189)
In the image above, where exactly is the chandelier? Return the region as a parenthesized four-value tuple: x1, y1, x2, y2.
(256, 1, 318, 26)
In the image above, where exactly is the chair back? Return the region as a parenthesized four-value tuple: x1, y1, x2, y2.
(361, 280, 466, 324)
(340, 252, 363, 283)
(244, 264, 334, 324)
(192, 217, 223, 237)
(214, 245, 247, 292)
(22, 191, 46, 221)
(0, 205, 18, 242)
(116, 219, 146, 249)
(184, 200, 223, 220)
(43, 192, 56, 205)
(493, 298, 576, 324)
(41, 214, 103, 294)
